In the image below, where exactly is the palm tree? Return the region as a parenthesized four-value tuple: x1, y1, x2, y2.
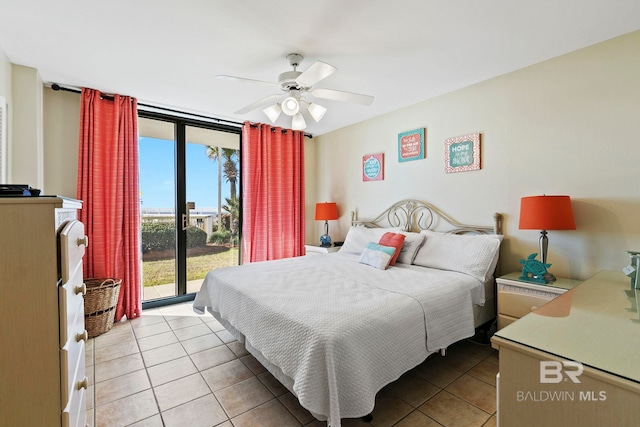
(206, 146, 224, 231)
(222, 149, 239, 200)
(206, 146, 239, 230)
(222, 196, 240, 243)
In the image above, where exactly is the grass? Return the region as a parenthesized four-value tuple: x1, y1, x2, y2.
(142, 247, 239, 287)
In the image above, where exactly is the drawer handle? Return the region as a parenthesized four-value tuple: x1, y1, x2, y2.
(77, 235, 89, 247)
(77, 376, 89, 390)
(75, 283, 87, 296)
(531, 306, 538, 312)
(76, 330, 88, 342)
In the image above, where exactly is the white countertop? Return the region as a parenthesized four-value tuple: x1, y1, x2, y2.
(495, 270, 640, 384)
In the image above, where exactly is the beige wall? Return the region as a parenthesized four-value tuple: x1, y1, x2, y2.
(43, 87, 80, 197)
(0, 47, 10, 107)
(0, 47, 10, 96)
(11, 65, 44, 188)
(0, 46, 11, 183)
(5, 31, 640, 279)
(314, 30, 640, 280)
(40, 89, 317, 212)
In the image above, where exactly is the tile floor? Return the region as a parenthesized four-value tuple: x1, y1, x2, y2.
(87, 302, 498, 427)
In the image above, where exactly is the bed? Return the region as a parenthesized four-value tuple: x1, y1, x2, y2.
(193, 199, 503, 426)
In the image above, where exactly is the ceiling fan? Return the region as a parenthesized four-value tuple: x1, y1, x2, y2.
(216, 53, 374, 130)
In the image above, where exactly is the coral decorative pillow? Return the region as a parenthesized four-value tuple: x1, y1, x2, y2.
(379, 232, 406, 266)
(339, 226, 401, 255)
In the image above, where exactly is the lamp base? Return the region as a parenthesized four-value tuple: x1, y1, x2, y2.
(319, 233, 332, 247)
(544, 272, 556, 283)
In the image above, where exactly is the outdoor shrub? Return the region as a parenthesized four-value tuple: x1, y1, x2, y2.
(142, 221, 207, 252)
(209, 229, 231, 244)
(141, 221, 173, 252)
(187, 226, 207, 248)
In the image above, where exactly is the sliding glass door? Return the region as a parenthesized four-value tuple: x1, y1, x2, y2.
(138, 112, 241, 307)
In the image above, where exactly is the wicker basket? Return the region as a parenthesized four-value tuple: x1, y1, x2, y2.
(84, 278, 121, 339)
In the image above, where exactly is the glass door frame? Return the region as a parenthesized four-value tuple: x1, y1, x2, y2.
(139, 110, 242, 309)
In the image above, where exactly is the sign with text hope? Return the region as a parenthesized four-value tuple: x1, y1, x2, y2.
(445, 133, 481, 173)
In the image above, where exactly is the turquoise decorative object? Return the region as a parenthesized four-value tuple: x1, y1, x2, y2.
(319, 233, 332, 247)
(519, 253, 552, 284)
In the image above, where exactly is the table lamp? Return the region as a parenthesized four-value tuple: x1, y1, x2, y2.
(315, 202, 339, 247)
(519, 195, 576, 282)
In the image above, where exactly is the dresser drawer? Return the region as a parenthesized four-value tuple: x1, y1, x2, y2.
(498, 291, 553, 318)
(59, 269, 86, 348)
(498, 313, 518, 330)
(61, 338, 86, 412)
(62, 360, 87, 427)
(59, 220, 87, 284)
(62, 382, 87, 427)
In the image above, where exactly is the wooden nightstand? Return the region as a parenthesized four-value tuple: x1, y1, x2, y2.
(496, 271, 582, 330)
(305, 244, 340, 255)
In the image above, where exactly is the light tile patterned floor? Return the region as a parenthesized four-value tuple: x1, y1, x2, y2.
(87, 302, 498, 427)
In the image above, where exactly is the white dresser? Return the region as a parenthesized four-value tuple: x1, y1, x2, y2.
(492, 271, 640, 426)
(0, 196, 88, 427)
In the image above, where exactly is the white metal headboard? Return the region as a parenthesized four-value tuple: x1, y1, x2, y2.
(351, 199, 503, 235)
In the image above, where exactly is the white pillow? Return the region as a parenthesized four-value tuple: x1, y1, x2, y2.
(359, 242, 396, 270)
(339, 226, 400, 255)
(413, 230, 502, 282)
(395, 231, 426, 264)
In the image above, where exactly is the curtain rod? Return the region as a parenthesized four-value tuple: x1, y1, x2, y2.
(50, 83, 313, 138)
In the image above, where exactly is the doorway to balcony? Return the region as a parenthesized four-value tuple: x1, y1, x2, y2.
(138, 112, 241, 308)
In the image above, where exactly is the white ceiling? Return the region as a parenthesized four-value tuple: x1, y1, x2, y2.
(1, 0, 640, 136)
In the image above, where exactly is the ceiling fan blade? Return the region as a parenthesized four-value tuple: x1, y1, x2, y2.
(310, 88, 374, 106)
(215, 75, 280, 88)
(295, 61, 337, 87)
(234, 94, 282, 114)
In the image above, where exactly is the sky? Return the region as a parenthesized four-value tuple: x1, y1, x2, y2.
(139, 137, 235, 211)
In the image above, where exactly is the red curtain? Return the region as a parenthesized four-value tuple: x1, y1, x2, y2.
(242, 122, 305, 263)
(77, 88, 142, 321)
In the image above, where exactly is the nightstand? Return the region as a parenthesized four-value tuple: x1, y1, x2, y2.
(305, 244, 340, 255)
(496, 271, 582, 330)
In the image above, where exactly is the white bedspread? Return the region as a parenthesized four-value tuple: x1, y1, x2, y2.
(193, 253, 483, 426)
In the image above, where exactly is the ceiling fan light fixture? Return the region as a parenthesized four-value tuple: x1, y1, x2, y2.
(307, 103, 327, 122)
(291, 112, 306, 130)
(263, 103, 282, 123)
(281, 96, 300, 116)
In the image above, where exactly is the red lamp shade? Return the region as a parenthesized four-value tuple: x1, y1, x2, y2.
(315, 202, 339, 221)
(519, 195, 576, 231)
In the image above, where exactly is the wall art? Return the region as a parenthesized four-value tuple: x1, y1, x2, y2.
(444, 133, 481, 173)
(398, 128, 425, 162)
(362, 153, 384, 181)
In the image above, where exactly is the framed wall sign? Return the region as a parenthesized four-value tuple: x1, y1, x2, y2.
(398, 128, 425, 162)
(444, 133, 481, 173)
(362, 153, 384, 181)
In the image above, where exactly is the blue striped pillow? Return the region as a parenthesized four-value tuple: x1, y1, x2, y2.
(358, 242, 397, 270)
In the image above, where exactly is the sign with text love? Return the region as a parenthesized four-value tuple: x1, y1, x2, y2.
(445, 133, 481, 173)
(398, 128, 425, 162)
